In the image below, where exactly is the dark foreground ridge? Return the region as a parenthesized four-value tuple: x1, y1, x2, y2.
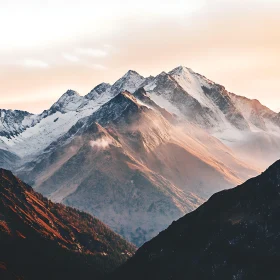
(0, 169, 135, 280)
(113, 160, 280, 280)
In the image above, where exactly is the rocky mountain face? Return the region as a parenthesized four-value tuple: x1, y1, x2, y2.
(228, 92, 278, 130)
(110, 70, 145, 97)
(144, 70, 218, 128)
(113, 160, 280, 280)
(144, 66, 250, 132)
(0, 109, 35, 138)
(47, 89, 84, 114)
(16, 92, 206, 246)
(145, 66, 280, 168)
(1, 65, 279, 246)
(0, 168, 135, 280)
(85, 83, 112, 100)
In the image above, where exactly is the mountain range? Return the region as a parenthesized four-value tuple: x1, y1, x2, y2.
(1, 65, 280, 245)
(0, 168, 135, 280)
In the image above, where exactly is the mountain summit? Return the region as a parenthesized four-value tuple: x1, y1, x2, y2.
(110, 70, 145, 96)
(48, 89, 83, 114)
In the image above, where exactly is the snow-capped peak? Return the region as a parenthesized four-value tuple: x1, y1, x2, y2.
(49, 89, 84, 114)
(111, 70, 146, 96)
(85, 83, 111, 100)
(167, 65, 217, 107)
(169, 66, 215, 88)
(123, 69, 141, 78)
(64, 89, 80, 97)
(169, 65, 194, 80)
(158, 71, 168, 77)
(169, 65, 191, 75)
(89, 90, 148, 127)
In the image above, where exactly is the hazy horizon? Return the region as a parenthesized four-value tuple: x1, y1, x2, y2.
(1, 0, 280, 113)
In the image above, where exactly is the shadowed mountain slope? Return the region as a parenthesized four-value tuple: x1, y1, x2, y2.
(0, 169, 135, 280)
(113, 160, 280, 280)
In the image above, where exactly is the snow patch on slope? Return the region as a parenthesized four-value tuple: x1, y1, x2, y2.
(169, 66, 214, 108)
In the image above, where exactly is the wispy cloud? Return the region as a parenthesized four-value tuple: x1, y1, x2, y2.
(62, 53, 80, 62)
(22, 59, 49, 68)
(61, 51, 107, 70)
(89, 138, 112, 149)
(76, 48, 108, 58)
(103, 44, 117, 53)
(91, 64, 107, 70)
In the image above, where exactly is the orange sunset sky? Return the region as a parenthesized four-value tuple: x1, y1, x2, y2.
(1, 0, 280, 113)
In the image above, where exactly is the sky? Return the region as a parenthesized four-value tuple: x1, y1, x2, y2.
(1, 0, 280, 113)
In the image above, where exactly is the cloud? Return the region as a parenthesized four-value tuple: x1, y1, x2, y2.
(80, 61, 107, 70)
(22, 59, 49, 68)
(62, 52, 107, 69)
(103, 44, 117, 53)
(91, 64, 107, 70)
(76, 48, 108, 58)
(89, 137, 112, 149)
(62, 53, 80, 62)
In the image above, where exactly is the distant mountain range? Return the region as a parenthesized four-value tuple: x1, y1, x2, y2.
(0, 168, 135, 280)
(1, 65, 280, 245)
(112, 159, 280, 280)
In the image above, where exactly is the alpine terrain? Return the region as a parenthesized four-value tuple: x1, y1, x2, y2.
(1, 65, 279, 245)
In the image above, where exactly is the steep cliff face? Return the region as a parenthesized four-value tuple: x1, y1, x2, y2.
(0, 109, 35, 138)
(0, 169, 135, 280)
